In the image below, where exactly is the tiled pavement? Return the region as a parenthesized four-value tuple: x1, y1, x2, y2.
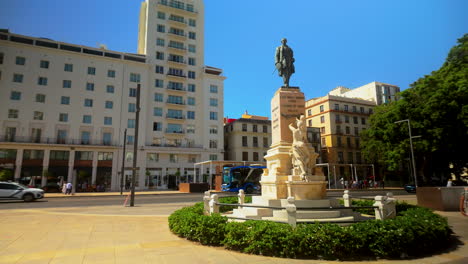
(0, 195, 467, 264)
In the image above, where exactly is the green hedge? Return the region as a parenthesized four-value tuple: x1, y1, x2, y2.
(168, 197, 452, 260)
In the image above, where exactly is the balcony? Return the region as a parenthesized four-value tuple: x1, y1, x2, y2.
(168, 17, 187, 27)
(167, 85, 186, 93)
(167, 72, 186, 79)
(166, 114, 185, 120)
(166, 100, 186, 106)
(158, 0, 198, 14)
(167, 31, 187, 40)
(167, 58, 187, 66)
(164, 129, 185, 134)
(0, 136, 119, 147)
(167, 44, 187, 54)
(147, 142, 203, 149)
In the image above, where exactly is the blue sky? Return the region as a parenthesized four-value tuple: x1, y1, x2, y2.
(1, 0, 466, 118)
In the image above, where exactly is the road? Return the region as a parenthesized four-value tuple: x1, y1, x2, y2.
(0, 189, 413, 210)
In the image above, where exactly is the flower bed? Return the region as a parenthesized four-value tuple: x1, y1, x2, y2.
(168, 197, 452, 260)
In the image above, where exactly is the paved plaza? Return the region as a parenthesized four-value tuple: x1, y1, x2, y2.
(0, 192, 467, 264)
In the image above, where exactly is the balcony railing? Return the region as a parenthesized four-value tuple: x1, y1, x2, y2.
(0, 136, 119, 146)
(167, 72, 186, 78)
(166, 114, 185, 120)
(158, 0, 198, 13)
(147, 142, 203, 149)
(164, 129, 185, 134)
(167, 85, 186, 91)
(166, 100, 186, 105)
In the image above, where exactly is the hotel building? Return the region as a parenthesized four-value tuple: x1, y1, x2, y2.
(0, 0, 225, 191)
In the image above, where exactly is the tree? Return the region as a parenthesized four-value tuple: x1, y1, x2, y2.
(361, 34, 468, 184)
(0, 169, 13, 181)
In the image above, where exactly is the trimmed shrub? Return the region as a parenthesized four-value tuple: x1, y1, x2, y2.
(168, 198, 452, 260)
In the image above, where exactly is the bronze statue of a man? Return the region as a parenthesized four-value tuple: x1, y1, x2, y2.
(275, 38, 295, 87)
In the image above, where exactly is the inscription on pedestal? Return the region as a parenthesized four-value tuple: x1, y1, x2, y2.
(271, 88, 305, 145)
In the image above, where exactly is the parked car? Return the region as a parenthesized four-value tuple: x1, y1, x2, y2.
(0, 181, 45, 202)
(404, 184, 416, 193)
(41, 182, 61, 193)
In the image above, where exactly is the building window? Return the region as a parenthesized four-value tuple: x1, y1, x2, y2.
(355, 138, 360, 148)
(210, 85, 218, 93)
(33, 111, 44, 120)
(61, 96, 70, 105)
(81, 131, 91, 145)
(354, 127, 359, 136)
(64, 63, 73, 72)
(308, 119, 312, 127)
(338, 152, 344, 163)
(320, 116, 325, 123)
(8, 109, 19, 119)
(242, 152, 248, 161)
(155, 65, 164, 74)
(307, 109, 312, 116)
(209, 140, 217, 149)
(35, 94, 46, 103)
(129, 88, 137, 97)
(335, 114, 341, 122)
(63, 80, 72, 88)
(128, 103, 136, 112)
(320, 127, 325, 134)
(128, 119, 135, 128)
(263, 125, 268, 133)
(13, 73, 23, 83)
(84, 99, 93, 107)
(189, 18, 196, 27)
(38, 77, 48, 86)
(209, 154, 217, 161)
(253, 137, 258, 147)
(321, 137, 326, 146)
(130, 73, 141, 83)
(153, 122, 162, 131)
(187, 111, 195, 119)
(353, 116, 358, 124)
(188, 44, 196, 53)
(337, 136, 342, 147)
(105, 101, 113, 109)
(188, 71, 195, 79)
(169, 154, 178, 163)
(209, 126, 218, 134)
(347, 137, 352, 147)
(157, 24, 165, 33)
(156, 51, 164, 60)
(352, 106, 357, 112)
(360, 107, 365, 113)
(348, 152, 354, 163)
(157, 11, 165, 19)
(209, 98, 218, 107)
(346, 126, 350, 134)
(188, 32, 196, 40)
(16, 56, 25, 65)
(209, 112, 218, 120)
(153, 107, 163, 117)
(83, 115, 92, 124)
(86, 82, 94, 91)
(40, 60, 49, 69)
(156, 38, 165, 46)
(187, 97, 195, 105)
(253, 125, 258, 132)
(242, 124, 247, 131)
(344, 105, 349, 112)
(345, 115, 350, 123)
(361, 117, 366, 125)
(0, 53, 3, 64)
(369, 108, 373, 114)
(336, 125, 341, 134)
(10, 91, 21, 100)
(87, 67, 96, 75)
(155, 79, 164, 88)
(263, 137, 269, 147)
(102, 133, 112, 145)
(356, 152, 362, 164)
(107, 70, 115, 78)
(106, 85, 114, 93)
(187, 125, 195, 133)
(242, 136, 248, 147)
(59, 113, 68, 122)
(147, 153, 159, 162)
(319, 105, 324, 112)
(127, 135, 134, 144)
(57, 130, 67, 144)
(334, 104, 339, 110)
(104, 117, 112, 125)
(188, 57, 196, 66)
(154, 93, 163, 102)
(167, 95, 184, 104)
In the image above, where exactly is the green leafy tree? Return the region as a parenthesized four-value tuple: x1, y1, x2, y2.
(362, 34, 468, 184)
(0, 169, 14, 181)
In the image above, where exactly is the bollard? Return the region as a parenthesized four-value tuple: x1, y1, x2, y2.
(238, 189, 245, 205)
(209, 194, 219, 214)
(203, 191, 211, 215)
(373, 195, 385, 220)
(286, 196, 297, 228)
(385, 192, 396, 219)
(343, 190, 351, 207)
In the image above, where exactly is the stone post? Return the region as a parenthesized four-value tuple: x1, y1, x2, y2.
(238, 189, 245, 205)
(385, 192, 396, 218)
(343, 190, 351, 207)
(209, 194, 219, 214)
(203, 191, 211, 215)
(373, 195, 385, 220)
(286, 196, 297, 228)
(374, 195, 396, 220)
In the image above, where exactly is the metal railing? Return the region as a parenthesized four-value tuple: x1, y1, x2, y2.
(0, 136, 119, 146)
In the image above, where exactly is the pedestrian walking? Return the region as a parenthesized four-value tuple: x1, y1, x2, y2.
(65, 182, 73, 195)
(61, 183, 67, 194)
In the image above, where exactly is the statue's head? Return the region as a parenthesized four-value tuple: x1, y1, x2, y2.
(281, 38, 287, 45)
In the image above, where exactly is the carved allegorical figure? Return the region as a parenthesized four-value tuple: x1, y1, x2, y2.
(289, 115, 311, 180)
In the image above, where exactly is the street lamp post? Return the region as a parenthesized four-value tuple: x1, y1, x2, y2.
(394, 119, 420, 187)
(120, 128, 127, 195)
(130, 84, 141, 207)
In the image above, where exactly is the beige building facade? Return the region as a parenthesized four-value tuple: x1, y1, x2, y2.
(224, 113, 271, 163)
(0, 0, 225, 191)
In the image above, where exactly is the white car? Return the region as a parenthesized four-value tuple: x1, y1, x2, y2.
(0, 182, 45, 202)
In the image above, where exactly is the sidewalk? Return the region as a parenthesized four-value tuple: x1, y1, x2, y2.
(45, 190, 183, 198)
(0, 200, 466, 263)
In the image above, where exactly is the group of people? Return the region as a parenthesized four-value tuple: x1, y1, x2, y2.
(339, 178, 385, 189)
(61, 182, 73, 195)
(60, 182, 107, 194)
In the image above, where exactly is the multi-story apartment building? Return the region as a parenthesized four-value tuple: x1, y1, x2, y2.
(0, 0, 225, 191)
(224, 113, 271, 163)
(305, 82, 399, 185)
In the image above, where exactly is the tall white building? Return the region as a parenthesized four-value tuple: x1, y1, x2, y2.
(0, 0, 225, 191)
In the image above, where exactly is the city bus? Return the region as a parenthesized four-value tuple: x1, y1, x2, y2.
(221, 165, 266, 194)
